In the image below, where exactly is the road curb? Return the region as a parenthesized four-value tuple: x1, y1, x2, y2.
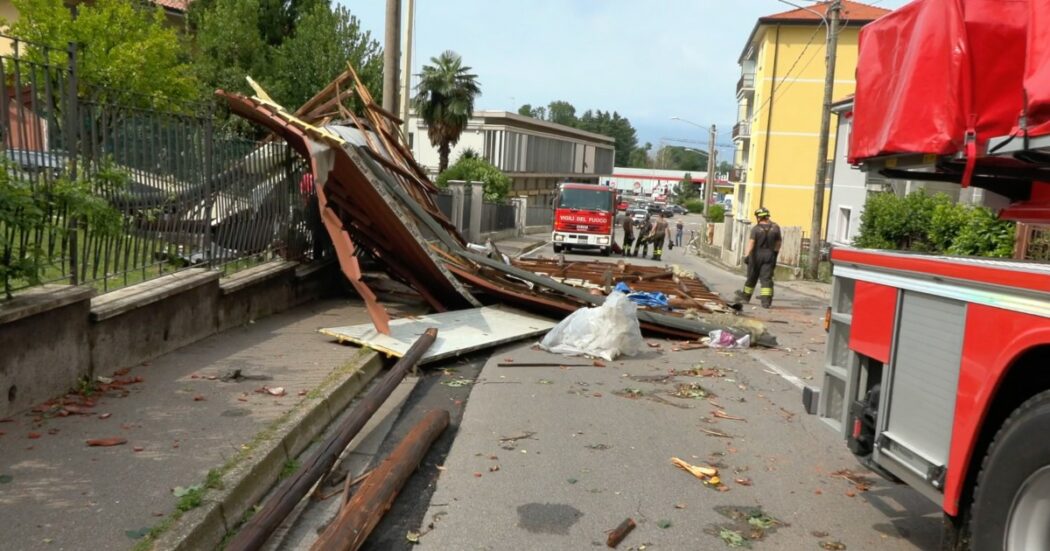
(514, 239, 550, 258)
(148, 349, 384, 551)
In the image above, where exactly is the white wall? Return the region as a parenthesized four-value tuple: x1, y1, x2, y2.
(827, 114, 867, 246)
(408, 116, 485, 176)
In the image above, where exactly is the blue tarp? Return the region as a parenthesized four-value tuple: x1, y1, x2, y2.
(613, 282, 670, 310)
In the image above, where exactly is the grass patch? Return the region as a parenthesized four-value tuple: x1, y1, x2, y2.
(279, 459, 300, 480)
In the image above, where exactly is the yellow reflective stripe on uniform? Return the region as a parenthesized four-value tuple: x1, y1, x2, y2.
(760, 288, 774, 296)
(743, 286, 754, 294)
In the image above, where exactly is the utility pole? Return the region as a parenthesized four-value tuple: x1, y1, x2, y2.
(806, 0, 840, 279)
(400, 0, 415, 138)
(703, 124, 716, 218)
(382, 0, 401, 113)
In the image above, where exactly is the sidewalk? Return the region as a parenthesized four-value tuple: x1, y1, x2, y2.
(0, 299, 409, 551)
(491, 235, 549, 258)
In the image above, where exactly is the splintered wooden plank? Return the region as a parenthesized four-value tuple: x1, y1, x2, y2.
(320, 305, 556, 364)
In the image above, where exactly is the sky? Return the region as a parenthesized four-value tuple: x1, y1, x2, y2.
(342, 0, 912, 161)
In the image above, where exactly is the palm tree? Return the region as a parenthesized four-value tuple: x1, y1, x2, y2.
(413, 51, 481, 172)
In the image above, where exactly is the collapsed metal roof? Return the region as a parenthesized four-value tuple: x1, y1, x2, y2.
(217, 68, 775, 346)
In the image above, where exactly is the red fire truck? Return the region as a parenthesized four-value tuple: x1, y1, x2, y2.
(551, 183, 616, 256)
(807, 1, 1050, 549)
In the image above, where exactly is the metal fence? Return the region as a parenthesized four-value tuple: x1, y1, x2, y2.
(526, 205, 553, 227)
(0, 35, 320, 297)
(481, 202, 516, 233)
(1017, 223, 1050, 261)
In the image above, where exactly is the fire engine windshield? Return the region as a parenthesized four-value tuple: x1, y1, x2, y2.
(558, 189, 610, 212)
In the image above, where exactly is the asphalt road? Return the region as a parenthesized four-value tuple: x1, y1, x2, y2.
(276, 214, 943, 550)
(404, 216, 943, 550)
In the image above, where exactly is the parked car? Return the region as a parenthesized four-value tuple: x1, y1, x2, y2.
(629, 208, 648, 225)
(669, 204, 688, 215)
(646, 203, 663, 214)
(661, 206, 675, 218)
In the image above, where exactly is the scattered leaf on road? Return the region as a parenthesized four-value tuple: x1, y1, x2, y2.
(819, 541, 847, 550)
(657, 519, 672, 529)
(125, 528, 150, 540)
(712, 410, 747, 422)
(441, 378, 473, 388)
(719, 528, 746, 548)
(734, 477, 753, 486)
(27, 432, 41, 439)
(86, 437, 127, 447)
(406, 530, 420, 543)
(98, 413, 112, 420)
(0, 474, 12, 484)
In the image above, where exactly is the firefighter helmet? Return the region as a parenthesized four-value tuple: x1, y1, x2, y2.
(754, 207, 771, 219)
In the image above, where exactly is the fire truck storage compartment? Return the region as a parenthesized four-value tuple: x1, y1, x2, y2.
(819, 276, 856, 432)
(877, 291, 966, 501)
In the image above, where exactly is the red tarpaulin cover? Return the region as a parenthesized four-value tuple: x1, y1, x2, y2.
(849, 0, 1028, 164)
(1026, 0, 1050, 135)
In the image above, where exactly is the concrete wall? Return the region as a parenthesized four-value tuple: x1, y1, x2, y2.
(0, 260, 339, 418)
(0, 286, 93, 418)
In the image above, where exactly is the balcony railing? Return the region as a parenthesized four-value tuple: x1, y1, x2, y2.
(732, 121, 751, 140)
(736, 73, 755, 96)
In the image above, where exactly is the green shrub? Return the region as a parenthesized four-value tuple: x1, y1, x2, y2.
(436, 157, 511, 202)
(707, 203, 726, 223)
(854, 190, 1015, 258)
(683, 198, 704, 213)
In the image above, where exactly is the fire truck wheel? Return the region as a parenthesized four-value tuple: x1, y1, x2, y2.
(600, 247, 611, 257)
(970, 389, 1050, 551)
(553, 244, 564, 253)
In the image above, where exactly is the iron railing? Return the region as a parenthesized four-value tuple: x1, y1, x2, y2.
(0, 35, 321, 297)
(525, 205, 553, 227)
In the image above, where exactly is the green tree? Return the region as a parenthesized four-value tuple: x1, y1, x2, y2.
(675, 172, 699, 203)
(414, 51, 482, 172)
(577, 109, 639, 166)
(628, 142, 652, 168)
(10, 0, 199, 108)
(654, 145, 707, 171)
(517, 103, 545, 120)
(270, 2, 381, 110)
(546, 100, 577, 126)
(192, 0, 269, 100)
(436, 156, 510, 202)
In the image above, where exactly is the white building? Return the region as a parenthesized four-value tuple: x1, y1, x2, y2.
(408, 111, 616, 205)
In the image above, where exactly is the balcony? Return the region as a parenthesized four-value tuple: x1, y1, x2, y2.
(732, 121, 751, 141)
(736, 73, 755, 98)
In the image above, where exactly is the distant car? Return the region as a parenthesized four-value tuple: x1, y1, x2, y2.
(629, 208, 648, 225)
(661, 206, 675, 218)
(616, 200, 629, 212)
(646, 203, 663, 214)
(670, 204, 688, 215)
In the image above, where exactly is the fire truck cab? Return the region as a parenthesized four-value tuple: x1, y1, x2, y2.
(551, 183, 616, 256)
(809, 1, 1050, 549)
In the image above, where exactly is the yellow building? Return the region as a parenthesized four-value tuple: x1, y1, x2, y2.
(732, 1, 889, 234)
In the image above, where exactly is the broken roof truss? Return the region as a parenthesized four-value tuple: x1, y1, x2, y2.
(217, 66, 774, 346)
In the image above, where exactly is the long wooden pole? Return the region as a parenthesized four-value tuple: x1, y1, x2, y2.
(226, 328, 438, 551)
(806, 0, 841, 279)
(311, 409, 450, 551)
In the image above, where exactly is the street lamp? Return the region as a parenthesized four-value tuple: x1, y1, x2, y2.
(671, 117, 716, 217)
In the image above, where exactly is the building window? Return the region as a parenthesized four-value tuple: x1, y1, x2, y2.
(408, 132, 414, 148)
(837, 207, 852, 243)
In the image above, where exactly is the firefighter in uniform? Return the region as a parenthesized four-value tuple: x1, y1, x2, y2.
(648, 213, 673, 261)
(620, 212, 635, 257)
(634, 214, 653, 257)
(736, 207, 782, 308)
